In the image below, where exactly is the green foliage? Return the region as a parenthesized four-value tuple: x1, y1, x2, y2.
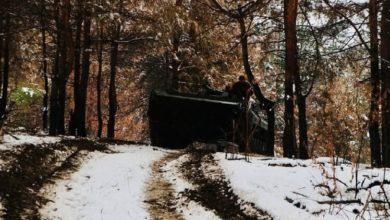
(11, 86, 43, 107)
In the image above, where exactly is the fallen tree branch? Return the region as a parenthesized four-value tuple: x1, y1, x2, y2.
(371, 199, 390, 204)
(317, 199, 363, 205)
(292, 191, 308, 198)
(268, 163, 307, 167)
(3, 129, 20, 140)
(346, 180, 390, 192)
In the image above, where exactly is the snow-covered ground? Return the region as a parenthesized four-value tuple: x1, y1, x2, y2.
(0, 134, 61, 218)
(2, 135, 389, 220)
(40, 145, 166, 220)
(217, 153, 390, 220)
(0, 133, 62, 170)
(0, 133, 61, 151)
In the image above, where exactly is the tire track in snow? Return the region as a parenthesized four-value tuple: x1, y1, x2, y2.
(180, 150, 272, 220)
(145, 152, 185, 220)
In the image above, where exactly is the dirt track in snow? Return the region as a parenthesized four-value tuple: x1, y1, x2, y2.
(145, 148, 272, 220)
(145, 152, 185, 220)
(179, 150, 272, 220)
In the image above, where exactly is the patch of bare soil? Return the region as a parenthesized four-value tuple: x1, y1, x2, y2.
(181, 150, 272, 220)
(145, 151, 184, 220)
(0, 139, 110, 220)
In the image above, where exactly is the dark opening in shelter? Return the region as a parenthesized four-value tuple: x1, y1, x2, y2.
(148, 89, 272, 154)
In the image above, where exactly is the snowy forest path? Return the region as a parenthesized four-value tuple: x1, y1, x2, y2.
(145, 151, 185, 220)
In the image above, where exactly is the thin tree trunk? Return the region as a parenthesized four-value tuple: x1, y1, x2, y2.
(58, 0, 73, 134)
(57, 80, 66, 134)
(238, 18, 252, 153)
(238, 16, 275, 156)
(70, 2, 83, 135)
(298, 4, 322, 159)
(0, 16, 3, 93)
(283, 0, 298, 158)
(57, 1, 67, 134)
(77, 11, 91, 137)
(266, 108, 275, 156)
(107, 28, 119, 139)
(294, 55, 309, 158)
(369, 0, 381, 167)
(238, 18, 256, 92)
(96, 22, 103, 138)
(40, 15, 49, 131)
(56, 20, 67, 134)
(49, 1, 60, 135)
(0, 15, 10, 119)
(50, 0, 73, 135)
(296, 93, 309, 159)
(49, 74, 59, 135)
(381, 0, 390, 167)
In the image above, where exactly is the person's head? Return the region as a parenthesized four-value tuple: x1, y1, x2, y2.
(239, 75, 246, 82)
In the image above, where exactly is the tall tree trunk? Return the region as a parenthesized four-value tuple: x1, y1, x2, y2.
(49, 1, 61, 135)
(96, 23, 103, 138)
(238, 16, 275, 156)
(40, 15, 49, 131)
(70, 2, 83, 135)
(381, 0, 390, 167)
(238, 18, 256, 92)
(107, 27, 119, 139)
(0, 15, 10, 119)
(76, 11, 91, 137)
(56, 13, 67, 134)
(296, 92, 309, 159)
(58, 0, 73, 134)
(283, 0, 298, 158)
(369, 0, 381, 167)
(56, 79, 66, 134)
(295, 59, 309, 158)
(50, 0, 73, 135)
(266, 108, 275, 156)
(0, 16, 3, 93)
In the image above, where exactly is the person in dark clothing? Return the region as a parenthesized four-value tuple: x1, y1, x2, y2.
(230, 75, 253, 101)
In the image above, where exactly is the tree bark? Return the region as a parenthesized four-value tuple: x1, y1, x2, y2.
(369, 0, 381, 167)
(40, 14, 49, 131)
(0, 15, 10, 119)
(57, 0, 73, 134)
(237, 18, 264, 102)
(96, 22, 103, 138)
(296, 93, 309, 159)
(49, 44, 60, 135)
(266, 108, 275, 156)
(49, 0, 61, 135)
(283, 0, 298, 158)
(294, 57, 309, 158)
(0, 16, 3, 93)
(238, 15, 275, 156)
(49, 0, 73, 135)
(57, 78, 67, 134)
(70, 1, 83, 135)
(77, 11, 91, 137)
(80, 9, 91, 136)
(381, 0, 390, 167)
(107, 27, 119, 139)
